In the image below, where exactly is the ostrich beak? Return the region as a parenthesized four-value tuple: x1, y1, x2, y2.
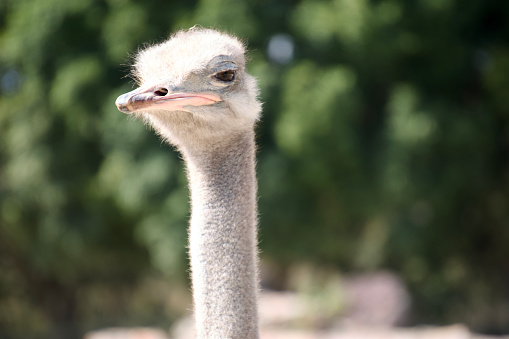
(115, 84, 221, 114)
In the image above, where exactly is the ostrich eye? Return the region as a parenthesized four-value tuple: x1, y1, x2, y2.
(215, 70, 236, 82)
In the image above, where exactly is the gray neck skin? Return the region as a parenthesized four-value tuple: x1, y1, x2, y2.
(182, 130, 259, 339)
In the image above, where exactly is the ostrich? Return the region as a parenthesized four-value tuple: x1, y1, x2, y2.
(115, 28, 261, 338)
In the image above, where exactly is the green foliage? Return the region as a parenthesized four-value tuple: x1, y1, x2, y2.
(1, 0, 508, 337)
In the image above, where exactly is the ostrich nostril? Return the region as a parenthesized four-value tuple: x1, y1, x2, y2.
(154, 87, 169, 97)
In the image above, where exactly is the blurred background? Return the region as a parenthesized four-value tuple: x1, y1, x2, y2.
(1, 0, 508, 338)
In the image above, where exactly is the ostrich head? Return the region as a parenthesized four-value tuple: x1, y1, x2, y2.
(115, 28, 262, 150)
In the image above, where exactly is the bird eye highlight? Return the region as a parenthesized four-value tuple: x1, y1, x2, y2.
(215, 70, 236, 82)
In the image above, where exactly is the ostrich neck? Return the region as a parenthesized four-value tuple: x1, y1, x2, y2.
(182, 130, 259, 339)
